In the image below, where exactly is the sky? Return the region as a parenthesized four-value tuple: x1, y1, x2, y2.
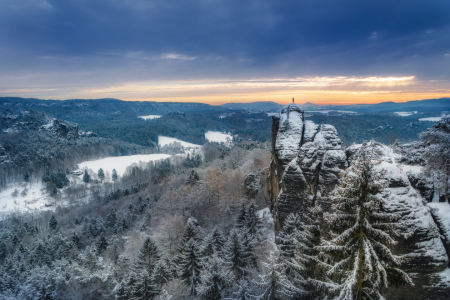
(0, 0, 449, 105)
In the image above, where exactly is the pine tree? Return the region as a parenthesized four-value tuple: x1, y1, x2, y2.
(235, 203, 247, 229)
(112, 169, 118, 182)
(224, 229, 248, 279)
(289, 205, 328, 297)
(201, 226, 226, 258)
(185, 170, 201, 186)
(134, 236, 160, 274)
(151, 259, 172, 288)
(159, 289, 173, 300)
(277, 213, 302, 261)
(420, 113, 450, 202)
(83, 169, 90, 183)
(317, 143, 414, 300)
(96, 235, 108, 255)
(98, 168, 105, 182)
(197, 254, 231, 300)
(177, 238, 202, 295)
(23, 171, 30, 184)
(49, 215, 58, 231)
(244, 200, 264, 244)
(257, 252, 302, 300)
(133, 271, 160, 300)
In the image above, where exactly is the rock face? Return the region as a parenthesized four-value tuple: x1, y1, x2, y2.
(269, 103, 347, 231)
(269, 104, 450, 299)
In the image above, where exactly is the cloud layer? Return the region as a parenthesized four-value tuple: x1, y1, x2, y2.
(0, 0, 449, 103)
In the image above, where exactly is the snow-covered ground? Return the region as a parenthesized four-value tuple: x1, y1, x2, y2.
(307, 110, 357, 114)
(78, 154, 171, 177)
(419, 117, 443, 122)
(158, 136, 201, 148)
(139, 115, 161, 120)
(0, 182, 54, 213)
(394, 111, 417, 117)
(205, 131, 232, 143)
(267, 112, 279, 117)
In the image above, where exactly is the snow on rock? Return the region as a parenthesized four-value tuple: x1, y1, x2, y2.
(303, 120, 319, 143)
(205, 131, 232, 144)
(78, 154, 172, 177)
(139, 115, 161, 120)
(313, 124, 342, 152)
(429, 202, 450, 266)
(158, 136, 201, 148)
(370, 144, 449, 273)
(274, 104, 304, 167)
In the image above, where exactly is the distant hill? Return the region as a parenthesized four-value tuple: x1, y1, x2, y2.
(220, 101, 283, 110)
(0, 97, 225, 120)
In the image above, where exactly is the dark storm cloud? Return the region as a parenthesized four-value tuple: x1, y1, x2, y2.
(0, 0, 449, 86)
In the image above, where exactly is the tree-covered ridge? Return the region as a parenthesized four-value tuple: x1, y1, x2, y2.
(0, 109, 151, 188)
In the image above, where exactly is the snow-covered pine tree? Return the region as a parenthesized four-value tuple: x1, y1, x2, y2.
(177, 238, 202, 295)
(133, 270, 160, 300)
(225, 229, 249, 279)
(134, 236, 160, 274)
(420, 113, 450, 202)
(201, 226, 226, 258)
(48, 215, 58, 231)
(276, 213, 302, 261)
(197, 254, 231, 300)
(230, 280, 252, 300)
(185, 170, 201, 186)
(98, 168, 105, 182)
(257, 251, 302, 300)
(289, 205, 329, 298)
(235, 203, 247, 229)
(151, 259, 172, 288)
(112, 168, 118, 182)
(83, 169, 90, 183)
(317, 143, 413, 300)
(96, 235, 108, 255)
(244, 200, 264, 244)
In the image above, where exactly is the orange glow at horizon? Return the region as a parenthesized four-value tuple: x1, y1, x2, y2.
(1, 75, 449, 105)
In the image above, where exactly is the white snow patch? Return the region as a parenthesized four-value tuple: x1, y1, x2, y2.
(400, 164, 423, 175)
(267, 112, 279, 117)
(394, 111, 417, 117)
(78, 154, 172, 177)
(432, 268, 450, 288)
(429, 202, 450, 245)
(158, 136, 201, 148)
(0, 183, 54, 213)
(205, 131, 232, 144)
(139, 115, 161, 120)
(258, 207, 276, 248)
(419, 117, 443, 122)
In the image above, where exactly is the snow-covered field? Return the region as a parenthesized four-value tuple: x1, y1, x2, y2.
(158, 136, 201, 148)
(307, 110, 357, 114)
(419, 117, 443, 122)
(0, 183, 54, 213)
(394, 111, 417, 117)
(78, 154, 171, 177)
(205, 131, 232, 143)
(139, 115, 161, 120)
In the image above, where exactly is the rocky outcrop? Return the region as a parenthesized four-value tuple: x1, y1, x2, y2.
(269, 103, 347, 231)
(269, 104, 450, 299)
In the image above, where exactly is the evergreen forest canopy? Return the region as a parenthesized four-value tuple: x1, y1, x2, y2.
(0, 97, 449, 300)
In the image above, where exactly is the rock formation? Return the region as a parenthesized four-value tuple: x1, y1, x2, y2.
(269, 103, 450, 299)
